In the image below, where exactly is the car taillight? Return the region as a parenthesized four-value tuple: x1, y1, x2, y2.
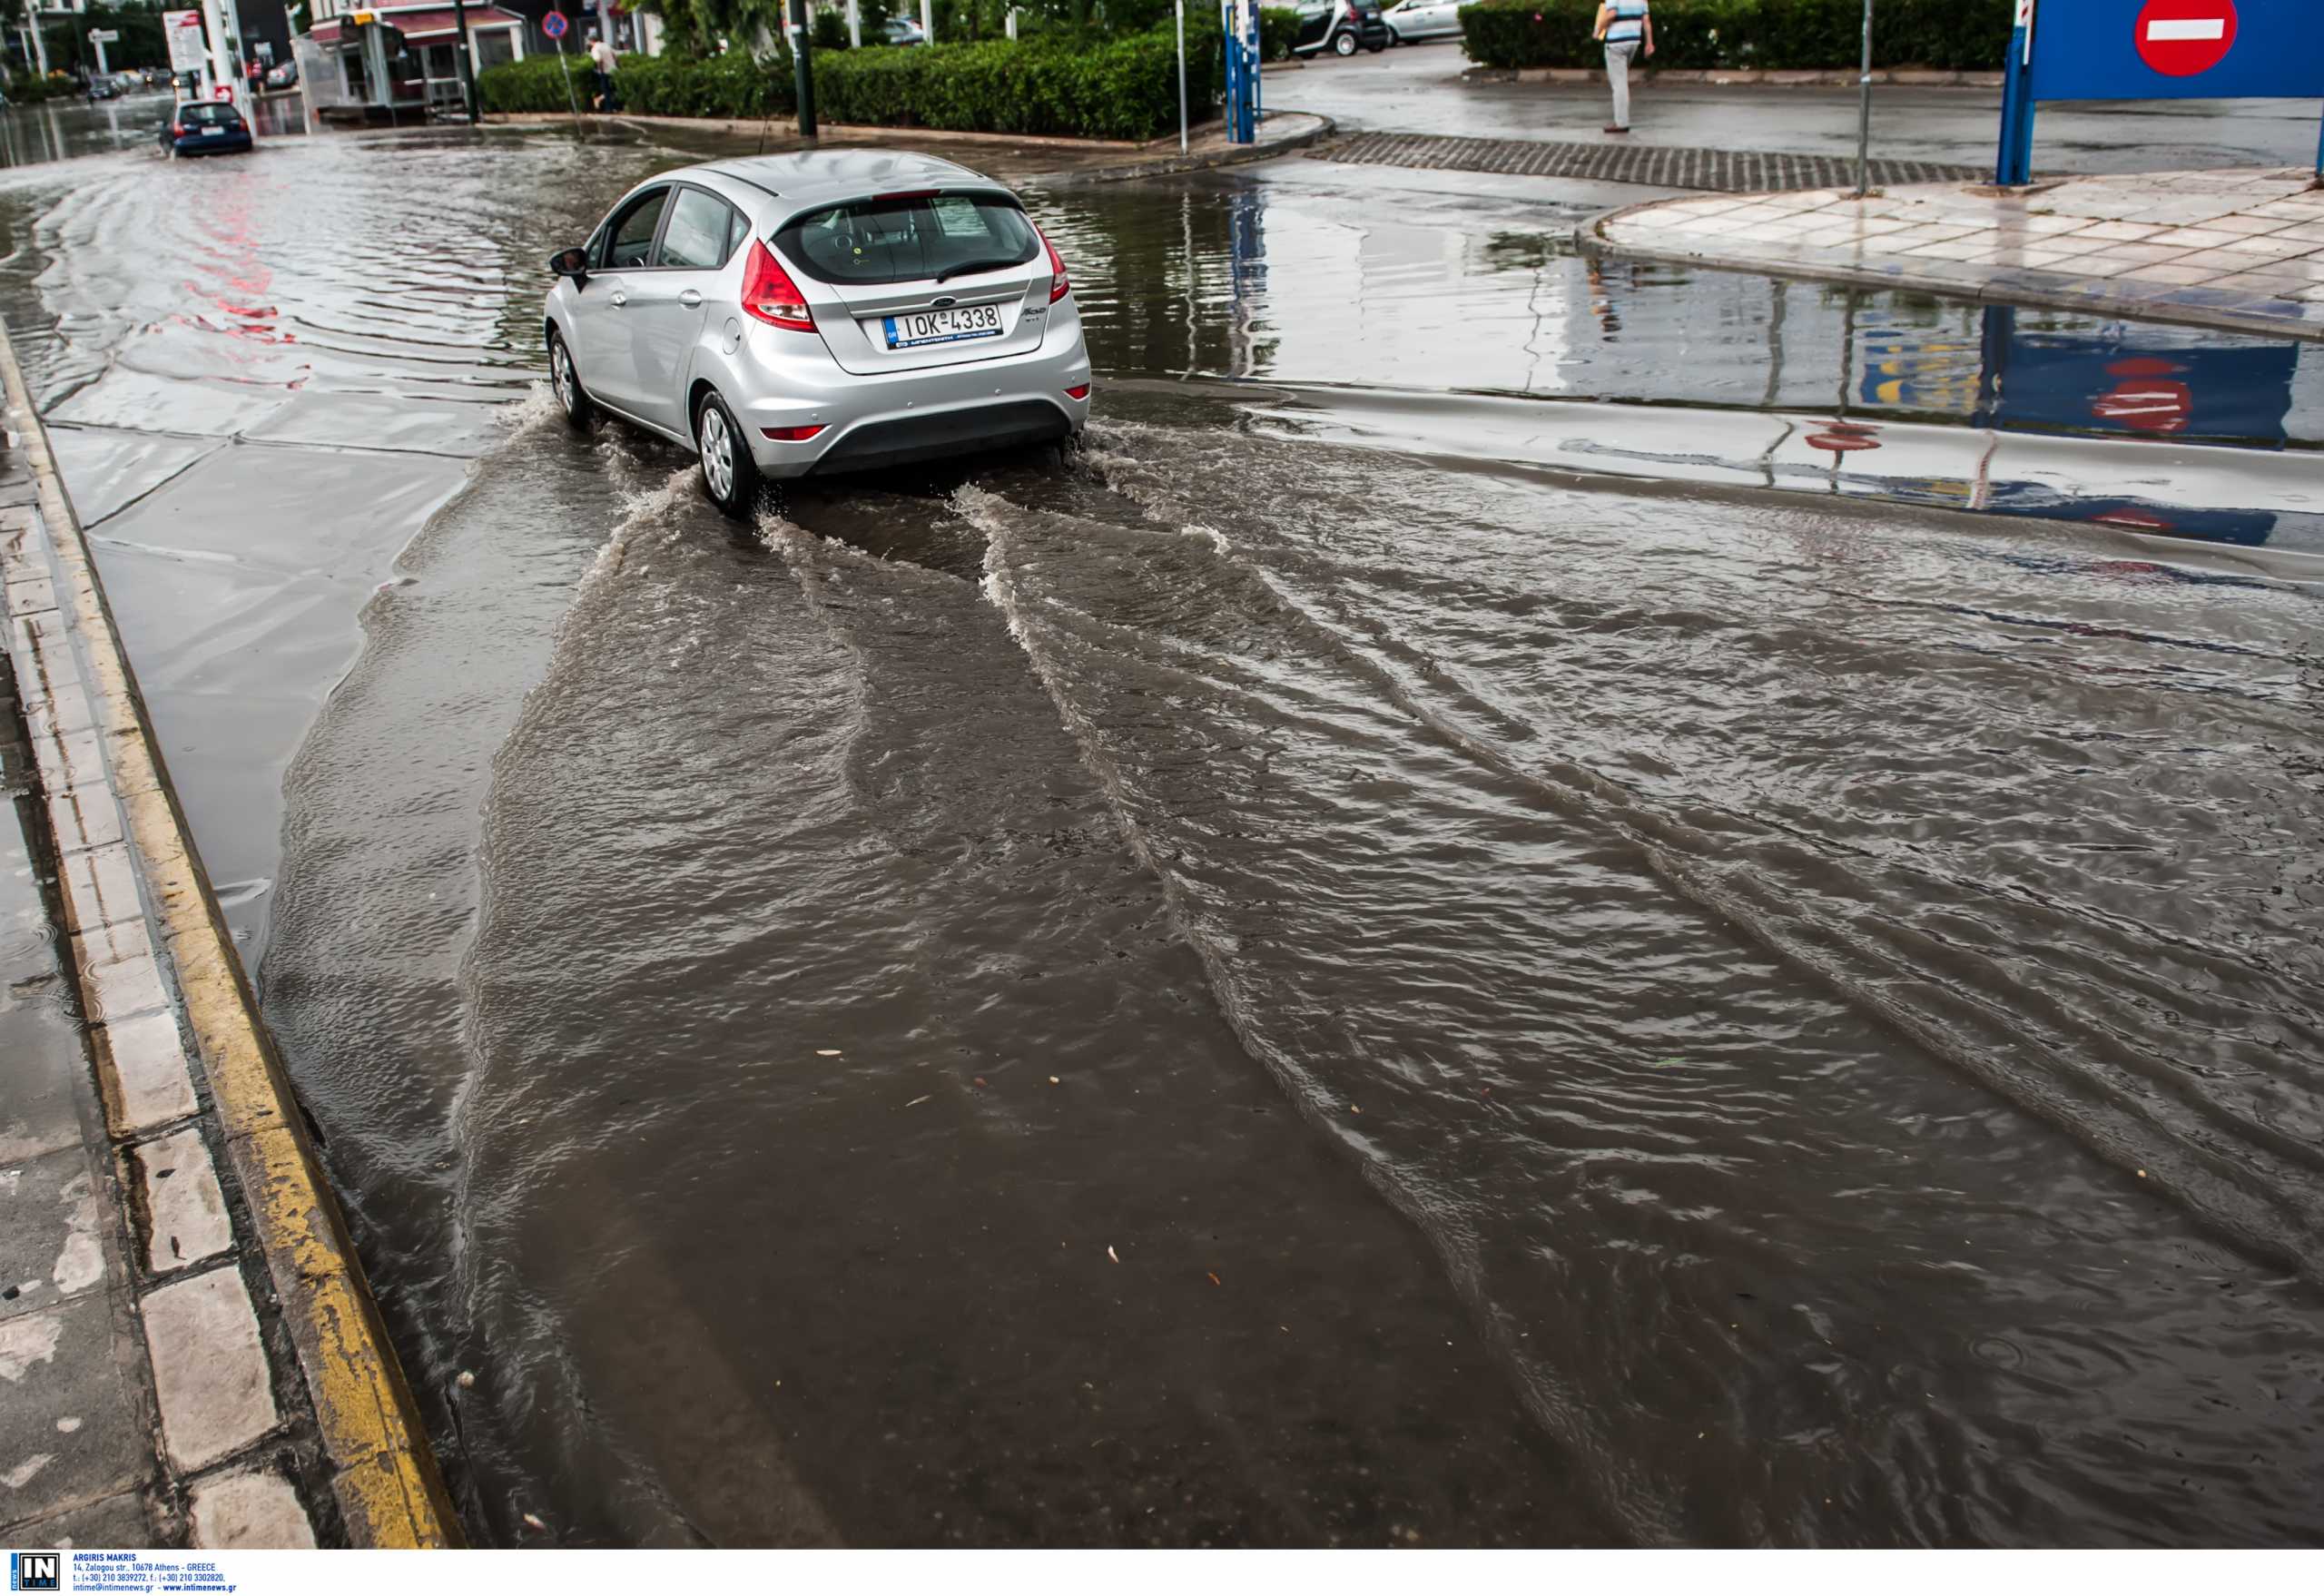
(1064, 384, 1090, 400)
(761, 424, 827, 441)
(1041, 230, 1069, 304)
(740, 240, 813, 332)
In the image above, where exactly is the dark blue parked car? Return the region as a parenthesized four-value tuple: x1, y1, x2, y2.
(158, 101, 251, 158)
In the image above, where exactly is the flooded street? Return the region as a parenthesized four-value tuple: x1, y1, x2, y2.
(0, 123, 2319, 1547)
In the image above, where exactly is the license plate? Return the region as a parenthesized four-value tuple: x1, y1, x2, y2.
(202, 125, 224, 135)
(881, 304, 1002, 350)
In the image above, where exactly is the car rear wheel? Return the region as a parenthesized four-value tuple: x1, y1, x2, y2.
(1333, 29, 1358, 54)
(547, 329, 593, 429)
(694, 389, 763, 522)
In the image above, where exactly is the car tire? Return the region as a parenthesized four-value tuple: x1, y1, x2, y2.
(1332, 29, 1358, 54)
(547, 328, 594, 429)
(694, 389, 763, 522)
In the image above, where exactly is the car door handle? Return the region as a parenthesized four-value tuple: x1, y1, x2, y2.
(609, 290, 628, 308)
(679, 289, 703, 309)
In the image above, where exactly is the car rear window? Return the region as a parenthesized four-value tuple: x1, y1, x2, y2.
(177, 103, 242, 126)
(775, 193, 1039, 287)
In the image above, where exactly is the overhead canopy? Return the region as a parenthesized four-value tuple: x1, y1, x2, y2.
(310, 6, 525, 46)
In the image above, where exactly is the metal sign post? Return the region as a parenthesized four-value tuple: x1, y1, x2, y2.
(1853, 0, 1874, 196)
(544, 10, 585, 131)
(789, 0, 815, 138)
(90, 27, 118, 78)
(1174, 0, 1187, 154)
(1996, 0, 2324, 185)
(1221, 0, 1257, 143)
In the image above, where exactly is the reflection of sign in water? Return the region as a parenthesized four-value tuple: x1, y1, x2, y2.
(1806, 421, 1881, 453)
(1860, 325, 1983, 415)
(2087, 359, 2192, 433)
(1985, 321, 2296, 447)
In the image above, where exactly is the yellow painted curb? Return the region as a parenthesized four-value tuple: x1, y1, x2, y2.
(0, 318, 461, 1549)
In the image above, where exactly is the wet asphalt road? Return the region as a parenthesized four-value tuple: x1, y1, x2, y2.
(0, 110, 2319, 1547)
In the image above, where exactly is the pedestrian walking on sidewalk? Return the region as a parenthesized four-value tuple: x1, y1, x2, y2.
(1593, 0, 1652, 134)
(588, 30, 620, 113)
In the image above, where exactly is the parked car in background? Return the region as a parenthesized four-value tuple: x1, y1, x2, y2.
(85, 75, 119, 101)
(159, 100, 253, 157)
(1383, 0, 1462, 42)
(1291, 0, 1389, 56)
(882, 15, 925, 44)
(265, 59, 299, 88)
(541, 151, 1092, 518)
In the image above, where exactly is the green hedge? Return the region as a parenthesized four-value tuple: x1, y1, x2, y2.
(819, 28, 1219, 139)
(1459, 0, 2014, 72)
(1260, 6, 1297, 60)
(482, 26, 1222, 141)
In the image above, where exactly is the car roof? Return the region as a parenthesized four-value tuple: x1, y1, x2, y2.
(688, 150, 1003, 212)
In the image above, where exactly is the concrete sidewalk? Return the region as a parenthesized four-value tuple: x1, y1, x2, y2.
(0, 325, 457, 1550)
(482, 107, 1334, 186)
(1586, 168, 2324, 342)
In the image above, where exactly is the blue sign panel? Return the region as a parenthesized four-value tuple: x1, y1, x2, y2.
(2030, 0, 2324, 102)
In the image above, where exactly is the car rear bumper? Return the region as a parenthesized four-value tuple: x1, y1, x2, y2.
(730, 316, 1093, 478)
(806, 399, 1077, 477)
(170, 133, 252, 155)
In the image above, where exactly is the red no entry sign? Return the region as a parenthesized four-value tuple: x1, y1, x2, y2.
(2134, 0, 2239, 77)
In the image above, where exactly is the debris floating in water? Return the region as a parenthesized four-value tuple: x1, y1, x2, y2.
(1107, 1245, 1120, 1264)
(815, 1049, 842, 1057)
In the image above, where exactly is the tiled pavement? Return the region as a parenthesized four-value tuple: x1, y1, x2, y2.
(1308, 131, 1985, 194)
(1589, 167, 2324, 341)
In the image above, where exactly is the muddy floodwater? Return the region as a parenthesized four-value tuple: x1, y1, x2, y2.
(0, 126, 2319, 1547)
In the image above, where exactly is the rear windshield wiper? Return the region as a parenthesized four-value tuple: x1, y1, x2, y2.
(935, 256, 1029, 283)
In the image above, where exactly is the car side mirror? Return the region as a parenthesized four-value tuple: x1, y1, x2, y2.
(550, 246, 590, 285)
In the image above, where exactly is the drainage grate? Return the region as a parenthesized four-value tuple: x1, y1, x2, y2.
(1305, 132, 1986, 193)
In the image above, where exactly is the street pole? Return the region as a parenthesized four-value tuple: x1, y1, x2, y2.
(920, 0, 931, 43)
(91, 32, 107, 78)
(1994, 0, 2035, 186)
(847, 0, 860, 46)
(199, 0, 230, 99)
(552, 26, 584, 133)
(452, 0, 478, 122)
(789, 0, 813, 137)
(1173, 0, 1186, 154)
(1853, 0, 1873, 198)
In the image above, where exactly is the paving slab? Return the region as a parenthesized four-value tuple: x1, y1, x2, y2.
(189, 1465, 317, 1550)
(1588, 167, 2324, 341)
(7, 1487, 154, 1547)
(0, 1147, 107, 1323)
(0, 1293, 151, 1532)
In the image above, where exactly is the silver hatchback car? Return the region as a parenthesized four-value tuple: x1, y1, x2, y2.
(543, 150, 1094, 517)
